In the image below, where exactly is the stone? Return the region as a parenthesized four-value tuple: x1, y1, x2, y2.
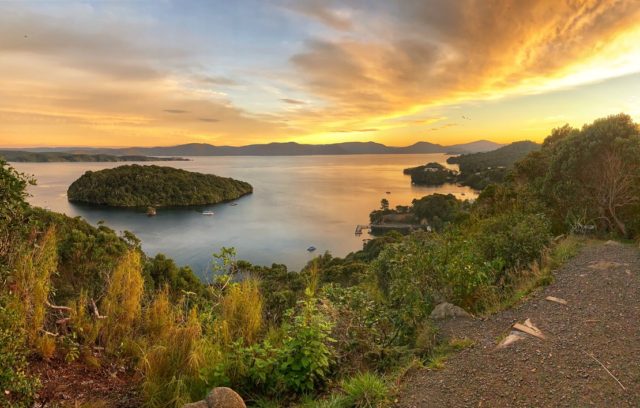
(430, 302, 471, 320)
(182, 387, 246, 408)
(183, 402, 208, 408)
(205, 387, 246, 408)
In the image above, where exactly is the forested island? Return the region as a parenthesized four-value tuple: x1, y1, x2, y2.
(403, 162, 458, 185)
(405, 141, 540, 190)
(3, 114, 640, 407)
(67, 165, 252, 207)
(0, 150, 188, 163)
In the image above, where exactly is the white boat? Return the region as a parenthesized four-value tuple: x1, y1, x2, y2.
(202, 211, 215, 216)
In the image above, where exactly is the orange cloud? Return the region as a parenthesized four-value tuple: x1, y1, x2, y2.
(2, 1, 640, 147)
(285, 0, 640, 138)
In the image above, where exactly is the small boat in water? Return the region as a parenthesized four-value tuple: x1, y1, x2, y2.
(230, 202, 238, 206)
(307, 246, 316, 252)
(202, 211, 215, 216)
(147, 206, 157, 217)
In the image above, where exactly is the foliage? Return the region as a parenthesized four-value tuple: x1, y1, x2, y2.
(513, 114, 640, 237)
(324, 284, 402, 372)
(403, 162, 457, 186)
(217, 279, 263, 346)
(140, 294, 206, 408)
(0, 160, 34, 264)
(339, 372, 389, 408)
(470, 211, 551, 282)
(448, 141, 540, 190)
(100, 250, 145, 353)
(249, 263, 305, 324)
(0, 304, 40, 407)
(67, 164, 252, 207)
(27, 208, 134, 304)
(10, 227, 58, 352)
(411, 193, 469, 231)
(144, 253, 207, 300)
(268, 298, 334, 395)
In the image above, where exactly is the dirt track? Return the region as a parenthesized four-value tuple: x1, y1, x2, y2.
(398, 242, 640, 407)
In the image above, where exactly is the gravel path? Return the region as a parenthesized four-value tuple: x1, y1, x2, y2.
(398, 242, 640, 407)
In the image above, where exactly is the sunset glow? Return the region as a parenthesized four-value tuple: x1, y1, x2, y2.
(2, 0, 640, 147)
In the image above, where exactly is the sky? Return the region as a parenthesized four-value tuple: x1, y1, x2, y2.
(1, 0, 640, 148)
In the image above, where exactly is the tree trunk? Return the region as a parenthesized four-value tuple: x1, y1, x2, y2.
(609, 205, 627, 238)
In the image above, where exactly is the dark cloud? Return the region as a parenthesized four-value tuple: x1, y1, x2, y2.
(281, 98, 305, 105)
(285, 1, 352, 31)
(198, 117, 219, 122)
(164, 109, 189, 114)
(198, 76, 239, 86)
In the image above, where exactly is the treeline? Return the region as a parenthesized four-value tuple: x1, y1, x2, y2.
(403, 162, 457, 186)
(67, 165, 253, 207)
(447, 141, 540, 189)
(0, 150, 188, 163)
(2, 114, 640, 407)
(405, 141, 540, 190)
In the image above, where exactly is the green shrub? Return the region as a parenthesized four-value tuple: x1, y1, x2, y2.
(223, 297, 335, 398)
(0, 304, 40, 407)
(339, 372, 389, 408)
(277, 298, 335, 394)
(472, 211, 551, 284)
(324, 284, 404, 372)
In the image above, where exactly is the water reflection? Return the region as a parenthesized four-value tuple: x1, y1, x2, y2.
(14, 154, 477, 275)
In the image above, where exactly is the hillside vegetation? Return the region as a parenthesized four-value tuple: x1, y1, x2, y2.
(67, 165, 252, 207)
(404, 142, 539, 190)
(447, 141, 540, 189)
(1, 114, 640, 407)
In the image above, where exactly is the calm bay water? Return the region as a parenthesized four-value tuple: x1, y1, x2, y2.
(14, 154, 477, 275)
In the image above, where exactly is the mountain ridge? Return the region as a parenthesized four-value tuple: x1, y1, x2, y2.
(6, 140, 504, 156)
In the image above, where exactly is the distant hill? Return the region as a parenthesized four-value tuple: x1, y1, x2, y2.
(446, 141, 541, 189)
(11, 140, 504, 157)
(0, 150, 188, 163)
(447, 141, 541, 172)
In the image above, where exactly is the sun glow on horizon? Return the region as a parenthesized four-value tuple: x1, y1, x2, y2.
(1, 1, 640, 148)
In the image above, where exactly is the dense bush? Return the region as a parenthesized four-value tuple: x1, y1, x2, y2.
(67, 164, 253, 207)
(471, 211, 551, 280)
(513, 114, 640, 237)
(411, 193, 469, 230)
(403, 162, 457, 186)
(0, 302, 40, 407)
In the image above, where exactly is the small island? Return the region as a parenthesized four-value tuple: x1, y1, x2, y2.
(67, 165, 252, 207)
(403, 162, 457, 185)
